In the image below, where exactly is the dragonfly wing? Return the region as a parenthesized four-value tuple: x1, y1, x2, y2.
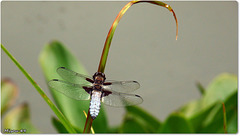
(103, 80, 140, 93)
(57, 67, 93, 84)
(101, 91, 143, 107)
(48, 79, 91, 100)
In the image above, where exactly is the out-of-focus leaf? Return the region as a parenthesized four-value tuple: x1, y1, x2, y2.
(202, 73, 237, 108)
(201, 91, 237, 133)
(108, 126, 120, 133)
(1, 78, 18, 115)
(196, 82, 205, 95)
(178, 100, 201, 118)
(39, 41, 108, 133)
(227, 111, 237, 133)
(188, 102, 216, 132)
(159, 113, 194, 133)
(52, 116, 82, 133)
(180, 74, 237, 115)
(2, 103, 39, 134)
(125, 106, 161, 132)
(51, 117, 68, 133)
(178, 73, 237, 133)
(120, 113, 147, 133)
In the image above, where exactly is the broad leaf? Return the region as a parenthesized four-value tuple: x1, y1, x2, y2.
(120, 113, 147, 133)
(201, 91, 237, 133)
(178, 100, 201, 118)
(178, 73, 237, 133)
(159, 113, 194, 133)
(188, 102, 217, 132)
(125, 106, 161, 132)
(51, 117, 68, 133)
(202, 73, 237, 108)
(51, 117, 82, 133)
(227, 111, 237, 133)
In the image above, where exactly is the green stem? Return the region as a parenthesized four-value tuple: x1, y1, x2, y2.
(83, 109, 93, 133)
(222, 102, 227, 133)
(1, 44, 77, 133)
(97, 0, 178, 73)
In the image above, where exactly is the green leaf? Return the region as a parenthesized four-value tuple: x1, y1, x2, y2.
(108, 126, 120, 133)
(2, 103, 39, 134)
(201, 91, 237, 133)
(227, 110, 237, 133)
(39, 41, 108, 133)
(188, 102, 216, 132)
(120, 113, 147, 133)
(202, 73, 237, 108)
(1, 78, 18, 115)
(159, 113, 194, 133)
(52, 117, 83, 133)
(125, 106, 161, 132)
(178, 73, 237, 133)
(178, 100, 201, 118)
(51, 117, 68, 133)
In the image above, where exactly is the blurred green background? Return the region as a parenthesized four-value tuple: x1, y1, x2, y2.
(1, 1, 237, 133)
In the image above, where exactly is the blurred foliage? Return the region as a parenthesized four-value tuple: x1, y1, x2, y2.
(1, 79, 18, 115)
(51, 117, 68, 133)
(1, 79, 39, 133)
(2, 103, 39, 134)
(1, 41, 237, 134)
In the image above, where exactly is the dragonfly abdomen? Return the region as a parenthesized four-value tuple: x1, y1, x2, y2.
(89, 90, 102, 119)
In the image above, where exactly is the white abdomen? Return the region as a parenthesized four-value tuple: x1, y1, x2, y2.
(89, 90, 102, 119)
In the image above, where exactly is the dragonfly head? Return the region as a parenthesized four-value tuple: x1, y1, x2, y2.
(93, 72, 106, 82)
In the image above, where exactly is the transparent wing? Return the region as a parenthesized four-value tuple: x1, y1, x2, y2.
(101, 91, 143, 107)
(48, 79, 91, 100)
(103, 80, 140, 93)
(57, 67, 93, 85)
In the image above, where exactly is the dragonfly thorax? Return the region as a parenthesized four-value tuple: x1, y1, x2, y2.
(93, 84, 102, 91)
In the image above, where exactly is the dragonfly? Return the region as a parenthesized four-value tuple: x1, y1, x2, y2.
(48, 67, 143, 119)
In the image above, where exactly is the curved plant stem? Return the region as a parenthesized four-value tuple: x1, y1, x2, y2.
(97, 0, 178, 73)
(83, 0, 178, 134)
(1, 44, 77, 133)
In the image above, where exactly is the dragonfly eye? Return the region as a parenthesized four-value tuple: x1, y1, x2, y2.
(93, 72, 106, 81)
